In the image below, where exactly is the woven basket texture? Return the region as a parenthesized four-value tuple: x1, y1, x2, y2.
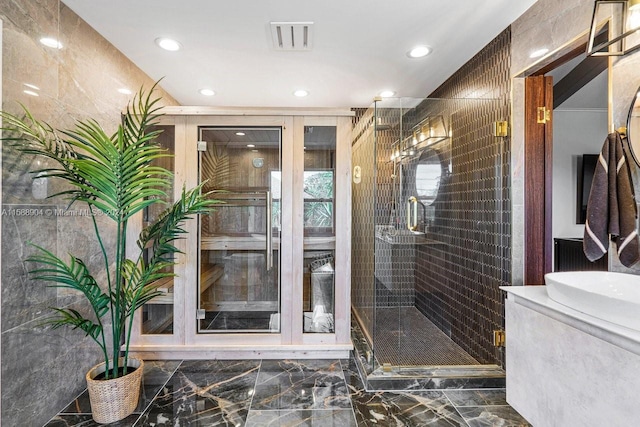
(86, 358, 144, 424)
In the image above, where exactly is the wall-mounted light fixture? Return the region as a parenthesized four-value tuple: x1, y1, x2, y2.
(587, 0, 640, 56)
(389, 115, 449, 163)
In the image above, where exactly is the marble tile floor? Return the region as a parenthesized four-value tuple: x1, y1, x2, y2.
(45, 357, 530, 427)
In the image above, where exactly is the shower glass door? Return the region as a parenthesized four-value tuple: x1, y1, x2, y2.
(197, 127, 281, 333)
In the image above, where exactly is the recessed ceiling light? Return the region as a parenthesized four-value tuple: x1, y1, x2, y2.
(118, 88, 132, 95)
(235, 132, 246, 136)
(529, 48, 549, 59)
(407, 45, 432, 58)
(293, 89, 309, 97)
(380, 90, 396, 98)
(24, 83, 40, 90)
(40, 37, 63, 49)
(155, 37, 182, 51)
(247, 144, 256, 148)
(23, 90, 39, 97)
(199, 88, 215, 96)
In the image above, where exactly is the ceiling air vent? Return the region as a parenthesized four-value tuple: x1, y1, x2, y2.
(270, 21, 313, 51)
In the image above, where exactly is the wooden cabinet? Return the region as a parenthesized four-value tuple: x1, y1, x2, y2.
(128, 108, 353, 359)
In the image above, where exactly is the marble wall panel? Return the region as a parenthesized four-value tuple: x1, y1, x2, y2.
(1, 204, 59, 331)
(2, 322, 101, 426)
(0, 1, 178, 426)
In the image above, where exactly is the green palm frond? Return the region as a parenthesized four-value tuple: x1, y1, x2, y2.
(138, 183, 222, 256)
(27, 245, 110, 320)
(120, 259, 169, 316)
(28, 245, 109, 356)
(122, 81, 164, 144)
(59, 114, 171, 221)
(124, 184, 221, 316)
(45, 308, 105, 345)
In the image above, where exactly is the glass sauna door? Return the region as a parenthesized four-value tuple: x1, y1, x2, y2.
(197, 127, 281, 333)
(302, 125, 336, 334)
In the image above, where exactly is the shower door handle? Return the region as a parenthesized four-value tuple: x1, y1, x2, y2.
(266, 190, 273, 271)
(407, 196, 418, 231)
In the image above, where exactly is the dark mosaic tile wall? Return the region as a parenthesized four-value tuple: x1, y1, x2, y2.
(414, 28, 512, 365)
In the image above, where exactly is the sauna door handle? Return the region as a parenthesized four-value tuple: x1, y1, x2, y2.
(266, 190, 273, 270)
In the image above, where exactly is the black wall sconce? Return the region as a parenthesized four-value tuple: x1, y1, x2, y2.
(587, 0, 640, 56)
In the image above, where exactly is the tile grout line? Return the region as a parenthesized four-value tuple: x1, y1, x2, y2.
(131, 359, 184, 426)
(340, 358, 360, 425)
(244, 358, 262, 422)
(50, 387, 91, 418)
(441, 391, 472, 427)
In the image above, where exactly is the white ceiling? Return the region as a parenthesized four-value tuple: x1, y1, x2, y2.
(62, 0, 538, 108)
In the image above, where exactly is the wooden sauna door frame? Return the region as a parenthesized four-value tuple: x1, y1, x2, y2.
(127, 111, 354, 358)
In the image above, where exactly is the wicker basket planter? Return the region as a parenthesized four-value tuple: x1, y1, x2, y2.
(86, 358, 144, 424)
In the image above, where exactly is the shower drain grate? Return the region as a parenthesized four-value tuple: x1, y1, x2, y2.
(374, 307, 480, 366)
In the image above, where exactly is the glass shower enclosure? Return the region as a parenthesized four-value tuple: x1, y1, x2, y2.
(351, 97, 511, 373)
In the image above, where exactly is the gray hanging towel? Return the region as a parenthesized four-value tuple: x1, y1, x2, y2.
(583, 131, 640, 267)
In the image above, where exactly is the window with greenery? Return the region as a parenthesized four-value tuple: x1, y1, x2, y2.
(270, 170, 334, 234)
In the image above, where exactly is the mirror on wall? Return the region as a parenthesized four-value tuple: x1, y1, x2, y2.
(414, 148, 443, 206)
(627, 89, 640, 166)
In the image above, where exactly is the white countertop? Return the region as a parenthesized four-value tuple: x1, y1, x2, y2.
(501, 285, 640, 356)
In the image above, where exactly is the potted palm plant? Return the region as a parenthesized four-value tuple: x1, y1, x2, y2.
(0, 84, 217, 423)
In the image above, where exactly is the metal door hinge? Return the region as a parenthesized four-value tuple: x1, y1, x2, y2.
(196, 309, 206, 319)
(494, 121, 509, 137)
(493, 330, 506, 347)
(197, 140, 207, 152)
(537, 106, 551, 124)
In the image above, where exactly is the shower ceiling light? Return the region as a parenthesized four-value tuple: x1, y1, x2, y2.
(199, 88, 215, 96)
(379, 90, 396, 97)
(407, 45, 432, 58)
(155, 37, 182, 51)
(293, 89, 309, 97)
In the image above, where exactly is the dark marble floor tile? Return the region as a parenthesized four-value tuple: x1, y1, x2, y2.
(44, 413, 140, 426)
(457, 405, 531, 427)
(252, 360, 351, 410)
(245, 409, 357, 426)
(60, 360, 181, 415)
(350, 389, 468, 427)
(443, 389, 508, 407)
(340, 357, 368, 392)
(138, 360, 260, 426)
